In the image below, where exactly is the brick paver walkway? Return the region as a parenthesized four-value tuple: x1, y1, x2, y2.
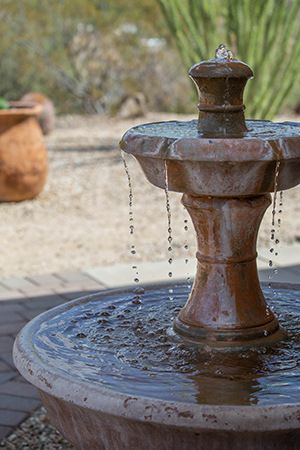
(0, 270, 105, 441)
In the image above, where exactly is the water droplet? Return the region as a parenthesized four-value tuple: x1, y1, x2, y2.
(184, 226, 188, 231)
(185, 259, 189, 264)
(184, 244, 188, 250)
(76, 333, 86, 338)
(169, 289, 173, 294)
(132, 265, 137, 269)
(274, 269, 278, 275)
(264, 330, 268, 336)
(269, 260, 273, 267)
(270, 248, 274, 253)
(275, 252, 278, 256)
(131, 249, 136, 255)
(279, 210, 282, 214)
(268, 275, 273, 280)
(275, 239, 280, 244)
(168, 246, 172, 252)
(133, 287, 145, 294)
(134, 278, 139, 283)
(168, 272, 173, 278)
(168, 258, 173, 264)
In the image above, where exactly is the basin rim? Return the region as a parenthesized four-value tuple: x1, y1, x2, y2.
(120, 120, 300, 163)
(13, 283, 300, 433)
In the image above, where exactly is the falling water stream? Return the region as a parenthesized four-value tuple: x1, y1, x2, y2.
(268, 160, 284, 290)
(121, 150, 140, 284)
(163, 160, 173, 280)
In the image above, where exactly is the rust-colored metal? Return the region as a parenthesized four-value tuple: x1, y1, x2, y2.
(173, 194, 287, 348)
(121, 45, 300, 350)
(189, 44, 253, 137)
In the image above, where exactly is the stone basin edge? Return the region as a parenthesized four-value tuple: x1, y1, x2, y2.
(13, 285, 300, 433)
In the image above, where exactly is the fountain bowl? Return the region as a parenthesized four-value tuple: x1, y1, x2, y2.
(120, 120, 300, 197)
(13, 284, 300, 450)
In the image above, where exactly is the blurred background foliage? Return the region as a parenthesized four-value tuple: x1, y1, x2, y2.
(1, 0, 300, 118)
(0, 0, 192, 114)
(158, 0, 300, 119)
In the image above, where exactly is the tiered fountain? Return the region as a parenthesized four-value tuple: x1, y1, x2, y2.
(14, 45, 300, 449)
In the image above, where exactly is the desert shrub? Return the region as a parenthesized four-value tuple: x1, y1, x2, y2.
(0, 0, 193, 114)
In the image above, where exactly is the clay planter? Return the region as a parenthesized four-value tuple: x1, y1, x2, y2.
(0, 101, 48, 201)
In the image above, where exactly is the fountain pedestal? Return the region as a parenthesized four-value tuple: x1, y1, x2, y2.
(175, 193, 286, 348)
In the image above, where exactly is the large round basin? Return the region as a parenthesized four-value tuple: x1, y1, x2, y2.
(13, 283, 300, 450)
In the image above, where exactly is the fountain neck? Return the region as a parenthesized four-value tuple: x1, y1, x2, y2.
(189, 44, 253, 137)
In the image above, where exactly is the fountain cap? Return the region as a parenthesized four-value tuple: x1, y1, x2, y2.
(189, 44, 253, 137)
(189, 44, 253, 79)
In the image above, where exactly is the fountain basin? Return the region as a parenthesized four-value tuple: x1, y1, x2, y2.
(120, 120, 300, 197)
(13, 283, 300, 450)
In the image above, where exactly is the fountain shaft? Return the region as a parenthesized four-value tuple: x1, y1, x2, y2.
(174, 194, 286, 348)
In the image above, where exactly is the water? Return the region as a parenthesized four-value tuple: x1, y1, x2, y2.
(34, 283, 300, 407)
(163, 160, 173, 279)
(268, 161, 281, 283)
(215, 44, 234, 61)
(134, 120, 300, 140)
(121, 150, 140, 284)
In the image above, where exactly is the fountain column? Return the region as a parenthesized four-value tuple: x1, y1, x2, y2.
(174, 193, 286, 348)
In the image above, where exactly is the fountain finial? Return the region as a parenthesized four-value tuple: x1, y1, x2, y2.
(189, 44, 253, 137)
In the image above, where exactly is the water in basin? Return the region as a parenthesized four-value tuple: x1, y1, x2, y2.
(134, 120, 300, 140)
(33, 283, 300, 407)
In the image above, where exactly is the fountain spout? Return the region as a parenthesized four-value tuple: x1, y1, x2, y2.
(189, 44, 253, 137)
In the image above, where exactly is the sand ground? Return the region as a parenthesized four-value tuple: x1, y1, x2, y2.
(0, 112, 299, 279)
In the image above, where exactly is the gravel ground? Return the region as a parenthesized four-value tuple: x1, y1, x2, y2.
(0, 407, 74, 450)
(1, 112, 300, 449)
(0, 112, 300, 280)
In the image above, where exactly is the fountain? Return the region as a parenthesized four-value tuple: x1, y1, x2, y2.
(13, 45, 300, 449)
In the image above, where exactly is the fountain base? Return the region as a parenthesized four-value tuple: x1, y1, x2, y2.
(173, 315, 287, 351)
(13, 283, 300, 450)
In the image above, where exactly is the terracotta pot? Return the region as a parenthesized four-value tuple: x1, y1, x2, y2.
(0, 101, 48, 201)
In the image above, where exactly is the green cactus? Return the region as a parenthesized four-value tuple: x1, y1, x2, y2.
(157, 0, 300, 120)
